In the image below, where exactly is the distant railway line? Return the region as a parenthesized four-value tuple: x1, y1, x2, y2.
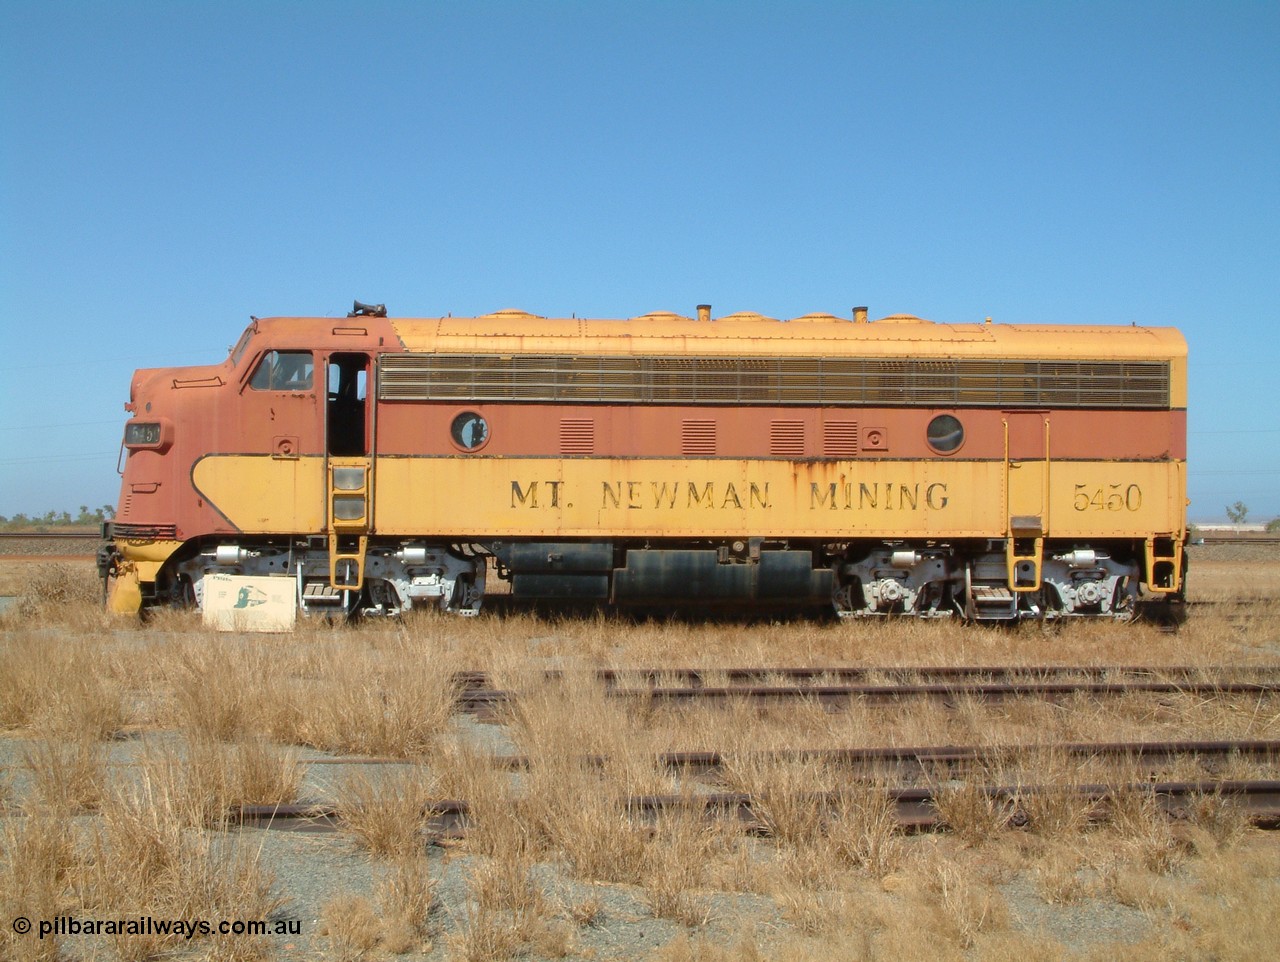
(1197, 534, 1280, 545)
(0, 530, 99, 542)
(0, 530, 100, 561)
(2, 530, 1276, 559)
(6, 531, 1279, 546)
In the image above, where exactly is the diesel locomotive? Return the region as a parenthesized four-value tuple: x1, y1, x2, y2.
(101, 303, 1187, 621)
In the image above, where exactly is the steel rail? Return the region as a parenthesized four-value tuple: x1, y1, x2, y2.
(1197, 535, 1280, 545)
(456, 679, 1280, 714)
(37, 738, 1269, 779)
(292, 738, 1280, 778)
(633, 738, 1280, 777)
(452, 664, 1280, 691)
(0, 531, 100, 541)
(232, 779, 1280, 834)
(1, 532, 1273, 545)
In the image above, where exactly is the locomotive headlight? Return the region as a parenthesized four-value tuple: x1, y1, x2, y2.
(123, 419, 173, 450)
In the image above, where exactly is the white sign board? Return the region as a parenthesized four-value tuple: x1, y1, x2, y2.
(202, 574, 297, 632)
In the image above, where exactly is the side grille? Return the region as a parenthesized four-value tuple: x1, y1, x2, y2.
(823, 421, 859, 457)
(110, 522, 178, 540)
(769, 420, 805, 456)
(559, 418, 595, 454)
(681, 420, 717, 455)
(378, 354, 1172, 409)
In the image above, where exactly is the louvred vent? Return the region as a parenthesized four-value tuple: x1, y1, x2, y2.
(769, 420, 805, 456)
(681, 420, 717, 455)
(823, 421, 858, 457)
(559, 419, 595, 454)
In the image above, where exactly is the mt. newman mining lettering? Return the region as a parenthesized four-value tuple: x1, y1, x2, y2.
(510, 479, 950, 512)
(811, 481, 949, 511)
(603, 481, 771, 510)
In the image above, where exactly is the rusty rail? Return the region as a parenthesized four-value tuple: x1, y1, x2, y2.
(456, 678, 1280, 714)
(295, 737, 1280, 778)
(453, 664, 1280, 690)
(233, 778, 1280, 835)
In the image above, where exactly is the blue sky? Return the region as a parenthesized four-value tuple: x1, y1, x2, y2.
(2, 1, 1277, 522)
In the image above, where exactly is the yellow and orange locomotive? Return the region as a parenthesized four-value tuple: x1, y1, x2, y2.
(103, 303, 1187, 620)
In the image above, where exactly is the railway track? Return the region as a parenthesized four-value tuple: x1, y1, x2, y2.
(453, 668, 1280, 714)
(0, 530, 100, 560)
(296, 737, 1280, 780)
(234, 778, 1280, 835)
(1197, 534, 1280, 545)
(454, 663, 1280, 689)
(231, 740, 1280, 838)
(7, 531, 1274, 544)
(0, 530, 100, 543)
(0, 529, 1274, 557)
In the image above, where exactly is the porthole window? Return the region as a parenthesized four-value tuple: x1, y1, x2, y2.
(451, 411, 489, 451)
(926, 414, 964, 454)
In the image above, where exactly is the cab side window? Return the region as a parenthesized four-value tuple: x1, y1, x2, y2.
(249, 351, 314, 391)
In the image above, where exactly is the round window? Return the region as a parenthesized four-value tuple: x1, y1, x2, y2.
(926, 414, 964, 454)
(450, 412, 489, 451)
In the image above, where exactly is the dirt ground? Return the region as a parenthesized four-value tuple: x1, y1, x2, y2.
(1, 545, 1278, 962)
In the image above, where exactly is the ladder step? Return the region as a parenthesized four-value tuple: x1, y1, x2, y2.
(299, 581, 346, 612)
(973, 585, 1014, 602)
(328, 534, 368, 591)
(303, 583, 344, 601)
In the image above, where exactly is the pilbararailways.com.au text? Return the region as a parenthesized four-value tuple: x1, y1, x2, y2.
(12, 915, 302, 940)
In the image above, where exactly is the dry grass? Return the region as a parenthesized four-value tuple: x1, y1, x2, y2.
(276, 630, 463, 757)
(375, 855, 439, 941)
(721, 753, 831, 851)
(1006, 747, 1098, 838)
(931, 781, 1011, 844)
(446, 854, 559, 962)
(1186, 789, 1251, 848)
(336, 767, 439, 856)
(523, 759, 648, 884)
(932, 860, 1010, 945)
(143, 626, 464, 758)
(321, 894, 382, 961)
(1103, 786, 1191, 875)
(498, 673, 668, 883)
(648, 933, 768, 962)
(1031, 844, 1090, 904)
(0, 815, 78, 962)
(116, 736, 303, 829)
(826, 782, 905, 876)
(20, 733, 106, 814)
(0, 628, 130, 737)
(503, 668, 675, 796)
(0, 550, 1276, 960)
(166, 636, 276, 741)
(5, 563, 107, 631)
(447, 899, 526, 962)
(88, 771, 283, 961)
(641, 805, 713, 925)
